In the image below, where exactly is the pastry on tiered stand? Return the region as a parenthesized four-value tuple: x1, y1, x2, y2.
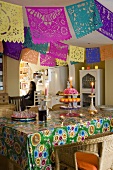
(60, 88, 81, 105)
(63, 87, 78, 95)
(59, 88, 81, 117)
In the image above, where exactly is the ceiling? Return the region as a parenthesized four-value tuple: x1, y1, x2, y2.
(1, 0, 113, 47)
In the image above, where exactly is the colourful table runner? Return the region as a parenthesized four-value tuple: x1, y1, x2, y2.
(0, 108, 113, 170)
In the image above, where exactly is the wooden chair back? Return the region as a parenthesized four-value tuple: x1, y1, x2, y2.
(9, 96, 23, 111)
(34, 91, 42, 106)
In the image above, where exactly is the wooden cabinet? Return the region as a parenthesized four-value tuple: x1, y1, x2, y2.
(0, 54, 7, 93)
(79, 69, 105, 107)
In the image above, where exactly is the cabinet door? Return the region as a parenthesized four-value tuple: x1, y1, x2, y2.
(80, 70, 97, 92)
(0, 54, 6, 93)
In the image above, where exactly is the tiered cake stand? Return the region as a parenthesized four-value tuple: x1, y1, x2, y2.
(59, 94, 81, 117)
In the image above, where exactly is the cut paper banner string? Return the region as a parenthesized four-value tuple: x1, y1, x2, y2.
(24, 27, 48, 54)
(40, 53, 56, 67)
(49, 42, 68, 61)
(26, 7, 72, 44)
(100, 45, 113, 61)
(86, 47, 100, 64)
(56, 58, 68, 66)
(0, 42, 3, 53)
(95, 0, 113, 40)
(21, 48, 39, 64)
(3, 41, 22, 60)
(69, 46, 85, 62)
(0, 1, 24, 43)
(66, 0, 103, 39)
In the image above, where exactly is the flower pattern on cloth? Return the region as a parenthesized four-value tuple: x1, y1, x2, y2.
(66, 0, 102, 39)
(67, 125, 78, 138)
(69, 45, 85, 62)
(102, 122, 110, 133)
(77, 130, 88, 142)
(3, 41, 22, 60)
(31, 133, 41, 146)
(100, 45, 113, 61)
(49, 42, 68, 61)
(52, 128, 67, 146)
(24, 27, 48, 54)
(34, 144, 49, 168)
(88, 125, 95, 135)
(0, 41, 3, 53)
(96, 119, 103, 129)
(86, 47, 100, 64)
(40, 53, 56, 67)
(21, 48, 39, 64)
(0, 1, 24, 43)
(95, 0, 113, 41)
(25, 7, 72, 44)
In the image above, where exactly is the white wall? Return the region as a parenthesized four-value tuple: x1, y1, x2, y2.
(6, 56, 20, 96)
(28, 56, 48, 92)
(105, 59, 113, 105)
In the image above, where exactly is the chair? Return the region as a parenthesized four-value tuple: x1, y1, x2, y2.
(34, 90, 42, 106)
(54, 132, 113, 170)
(9, 96, 23, 111)
(26, 91, 43, 112)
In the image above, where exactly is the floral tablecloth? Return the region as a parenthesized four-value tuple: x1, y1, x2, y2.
(0, 108, 113, 170)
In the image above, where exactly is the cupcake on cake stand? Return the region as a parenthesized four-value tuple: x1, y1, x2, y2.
(59, 87, 81, 117)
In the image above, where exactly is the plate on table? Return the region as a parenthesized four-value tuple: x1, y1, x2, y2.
(59, 113, 80, 118)
(11, 111, 36, 122)
(100, 105, 113, 111)
(60, 105, 81, 110)
(11, 117, 36, 122)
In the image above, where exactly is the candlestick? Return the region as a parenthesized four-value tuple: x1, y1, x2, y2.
(91, 82, 94, 94)
(45, 83, 48, 97)
(69, 77, 72, 88)
(88, 95, 97, 115)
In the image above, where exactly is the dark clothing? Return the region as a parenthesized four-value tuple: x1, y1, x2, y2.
(24, 90, 34, 104)
(20, 90, 35, 111)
